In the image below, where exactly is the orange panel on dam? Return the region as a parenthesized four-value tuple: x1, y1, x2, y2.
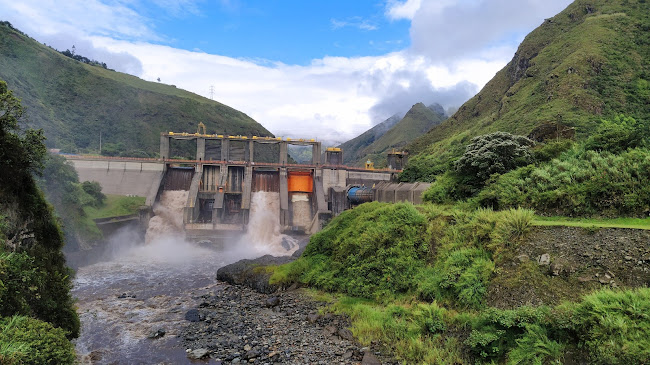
(287, 171, 313, 193)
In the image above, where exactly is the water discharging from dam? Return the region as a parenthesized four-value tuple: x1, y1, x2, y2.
(238, 191, 298, 256)
(73, 191, 298, 364)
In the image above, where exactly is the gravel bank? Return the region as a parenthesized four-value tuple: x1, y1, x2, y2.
(179, 282, 395, 364)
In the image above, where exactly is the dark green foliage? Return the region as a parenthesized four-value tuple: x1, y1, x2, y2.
(38, 154, 103, 245)
(0, 79, 79, 338)
(465, 306, 550, 360)
(455, 132, 534, 187)
(297, 202, 431, 300)
(479, 148, 650, 217)
(0, 316, 75, 365)
(532, 139, 574, 163)
(0, 238, 79, 339)
(420, 208, 534, 308)
(0, 81, 46, 185)
(81, 181, 106, 207)
(585, 114, 648, 153)
(59, 48, 109, 69)
(421, 172, 458, 204)
(506, 324, 564, 365)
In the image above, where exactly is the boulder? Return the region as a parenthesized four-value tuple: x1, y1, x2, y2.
(216, 255, 296, 294)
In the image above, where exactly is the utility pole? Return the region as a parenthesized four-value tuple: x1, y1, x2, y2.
(99, 130, 102, 155)
(209, 85, 215, 100)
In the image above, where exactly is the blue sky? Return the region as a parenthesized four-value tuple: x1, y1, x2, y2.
(147, 1, 411, 65)
(0, 0, 573, 143)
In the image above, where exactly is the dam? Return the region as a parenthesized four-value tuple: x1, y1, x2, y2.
(67, 129, 429, 242)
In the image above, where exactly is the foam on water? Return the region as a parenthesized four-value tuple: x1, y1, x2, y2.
(234, 191, 298, 257)
(73, 190, 300, 363)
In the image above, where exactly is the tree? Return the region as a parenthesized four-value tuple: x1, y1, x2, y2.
(81, 181, 106, 207)
(455, 132, 534, 186)
(0, 80, 46, 187)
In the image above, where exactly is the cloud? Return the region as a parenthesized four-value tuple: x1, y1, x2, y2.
(0, 0, 159, 41)
(91, 36, 500, 144)
(147, 0, 204, 17)
(330, 17, 378, 31)
(39, 34, 143, 75)
(409, 0, 573, 62)
(0, 0, 577, 145)
(385, 0, 423, 20)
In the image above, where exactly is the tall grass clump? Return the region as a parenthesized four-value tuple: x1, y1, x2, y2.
(0, 316, 75, 365)
(331, 297, 463, 364)
(422, 207, 534, 307)
(279, 202, 431, 300)
(566, 288, 650, 364)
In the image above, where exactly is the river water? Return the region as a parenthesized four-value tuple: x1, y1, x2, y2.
(72, 191, 297, 364)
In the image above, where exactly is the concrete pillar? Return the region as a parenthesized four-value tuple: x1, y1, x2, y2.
(312, 143, 321, 165)
(196, 137, 205, 161)
(279, 142, 288, 165)
(160, 135, 170, 160)
(221, 138, 230, 161)
(248, 140, 255, 163)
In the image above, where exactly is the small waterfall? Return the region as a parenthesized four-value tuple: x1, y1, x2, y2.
(239, 191, 298, 256)
(145, 190, 188, 244)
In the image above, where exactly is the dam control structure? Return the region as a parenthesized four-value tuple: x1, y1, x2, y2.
(68, 129, 428, 242)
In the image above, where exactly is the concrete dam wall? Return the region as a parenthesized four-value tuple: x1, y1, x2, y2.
(68, 159, 164, 205)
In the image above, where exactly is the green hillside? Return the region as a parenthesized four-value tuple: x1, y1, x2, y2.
(0, 22, 271, 156)
(404, 0, 650, 180)
(338, 114, 401, 165)
(340, 103, 445, 167)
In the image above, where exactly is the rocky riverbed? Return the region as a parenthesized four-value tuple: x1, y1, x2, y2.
(178, 282, 393, 364)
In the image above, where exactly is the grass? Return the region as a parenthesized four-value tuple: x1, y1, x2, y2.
(83, 194, 145, 219)
(533, 215, 650, 230)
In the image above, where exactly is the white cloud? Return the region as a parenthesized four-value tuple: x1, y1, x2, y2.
(330, 17, 378, 31)
(0, 0, 158, 41)
(409, 0, 573, 62)
(1, 0, 576, 144)
(91, 37, 482, 143)
(386, 0, 423, 20)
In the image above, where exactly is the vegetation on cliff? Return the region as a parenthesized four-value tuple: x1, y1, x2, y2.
(403, 0, 650, 181)
(0, 79, 78, 363)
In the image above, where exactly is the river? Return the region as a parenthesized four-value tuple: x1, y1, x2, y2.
(72, 191, 297, 364)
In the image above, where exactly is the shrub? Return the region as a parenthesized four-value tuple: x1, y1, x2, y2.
(455, 132, 535, 187)
(532, 139, 574, 163)
(506, 324, 564, 365)
(569, 288, 650, 364)
(0, 252, 79, 338)
(478, 148, 650, 217)
(0, 316, 75, 365)
(584, 115, 646, 153)
(81, 181, 106, 207)
(298, 202, 431, 300)
(465, 306, 550, 361)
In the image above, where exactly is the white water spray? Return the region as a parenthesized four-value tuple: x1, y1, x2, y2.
(237, 191, 298, 256)
(145, 190, 188, 244)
